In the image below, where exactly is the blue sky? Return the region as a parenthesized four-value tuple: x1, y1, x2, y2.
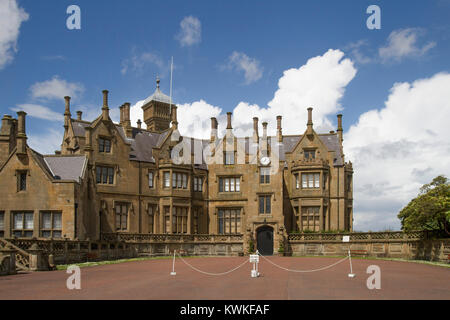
(1, 0, 450, 231)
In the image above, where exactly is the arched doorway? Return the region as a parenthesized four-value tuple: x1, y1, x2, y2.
(256, 226, 274, 256)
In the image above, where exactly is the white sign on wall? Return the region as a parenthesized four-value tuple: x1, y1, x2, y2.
(342, 236, 350, 243)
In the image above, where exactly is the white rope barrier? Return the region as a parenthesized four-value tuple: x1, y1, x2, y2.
(257, 251, 350, 273)
(175, 252, 249, 276)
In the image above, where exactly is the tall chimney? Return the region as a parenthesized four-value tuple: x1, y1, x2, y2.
(16, 111, 27, 155)
(171, 105, 178, 129)
(276, 115, 282, 142)
(262, 122, 268, 139)
(123, 102, 132, 137)
(102, 90, 109, 120)
(1, 115, 13, 136)
(76, 111, 82, 121)
(64, 96, 71, 129)
(210, 117, 218, 142)
(337, 114, 343, 143)
(306, 107, 314, 136)
(252, 117, 259, 143)
(119, 104, 125, 124)
(261, 121, 268, 156)
(137, 119, 142, 129)
(0, 115, 14, 165)
(226, 112, 232, 129)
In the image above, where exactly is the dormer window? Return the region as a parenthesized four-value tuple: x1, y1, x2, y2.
(224, 151, 235, 165)
(304, 150, 315, 160)
(99, 137, 111, 153)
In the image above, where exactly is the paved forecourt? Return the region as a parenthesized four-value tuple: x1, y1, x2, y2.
(0, 256, 449, 300)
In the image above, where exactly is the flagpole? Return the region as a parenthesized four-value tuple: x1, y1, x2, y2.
(170, 56, 173, 110)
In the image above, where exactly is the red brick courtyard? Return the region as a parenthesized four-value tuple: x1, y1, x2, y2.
(0, 256, 449, 300)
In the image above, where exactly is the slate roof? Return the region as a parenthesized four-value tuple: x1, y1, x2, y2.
(142, 86, 172, 105)
(71, 120, 90, 137)
(281, 134, 343, 166)
(70, 116, 343, 168)
(43, 155, 87, 182)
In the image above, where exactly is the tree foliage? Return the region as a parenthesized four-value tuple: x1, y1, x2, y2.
(398, 175, 450, 235)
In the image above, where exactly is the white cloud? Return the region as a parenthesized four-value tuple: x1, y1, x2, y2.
(225, 49, 355, 137)
(41, 55, 66, 61)
(223, 51, 264, 85)
(27, 127, 62, 155)
(379, 28, 436, 62)
(0, 0, 29, 69)
(129, 99, 146, 128)
(30, 76, 85, 101)
(177, 100, 222, 138)
(344, 40, 373, 64)
(345, 72, 450, 231)
(130, 49, 356, 140)
(176, 16, 201, 47)
(11, 104, 63, 121)
(121, 50, 165, 76)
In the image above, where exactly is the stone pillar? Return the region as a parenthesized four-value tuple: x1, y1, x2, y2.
(28, 243, 49, 271)
(0, 245, 17, 275)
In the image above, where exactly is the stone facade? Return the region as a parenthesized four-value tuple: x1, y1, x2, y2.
(0, 80, 353, 255)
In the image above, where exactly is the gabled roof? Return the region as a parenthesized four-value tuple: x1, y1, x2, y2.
(281, 133, 343, 166)
(67, 111, 343, 168)
(43, 155, 87, 182)
(319, 134, 343, 166)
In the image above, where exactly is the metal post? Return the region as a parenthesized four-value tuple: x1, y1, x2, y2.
(170, 249, 177, 276)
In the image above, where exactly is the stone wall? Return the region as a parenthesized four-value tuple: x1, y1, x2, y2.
(287, 231, 450, 263)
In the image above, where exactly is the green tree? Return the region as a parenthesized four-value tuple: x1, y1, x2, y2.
(398, 175, 450, 235)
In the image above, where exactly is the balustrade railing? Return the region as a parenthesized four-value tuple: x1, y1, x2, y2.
(0, 238, 31, 270)
(287, 230, 436, 242)
(101, 233, 243, 243)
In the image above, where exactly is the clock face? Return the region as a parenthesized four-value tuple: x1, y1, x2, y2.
(260, 156, 270, 166)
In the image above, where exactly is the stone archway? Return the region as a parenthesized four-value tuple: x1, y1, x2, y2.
(256, 225, 274, 256)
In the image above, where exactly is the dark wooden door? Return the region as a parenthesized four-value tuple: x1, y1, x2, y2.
(257, 226, 273, 256)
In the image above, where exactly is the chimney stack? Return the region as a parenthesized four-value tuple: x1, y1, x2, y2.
(276, 115, 282, 142)
(171, 105, 178, 129)
(0, 115, 15, 166)
(261, 121, 268, 156)
(119, 104, 125, 124)
(137, 119, 142, 129)
(210, 117, 218, 142)
(123, 102, 132, 137)
(76, 111, 82, 121)
(337, 114, 343, 143)
(1, 115, 13, 136)
(64, 96, 71, 129)
(262, 122, 268, 139)
(16, 111, 27, 155)
(102, 90, 109, 120)
(306, 107, 314, 136)
(252, 117, 259, 143)
(226, 112, 232, 129)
